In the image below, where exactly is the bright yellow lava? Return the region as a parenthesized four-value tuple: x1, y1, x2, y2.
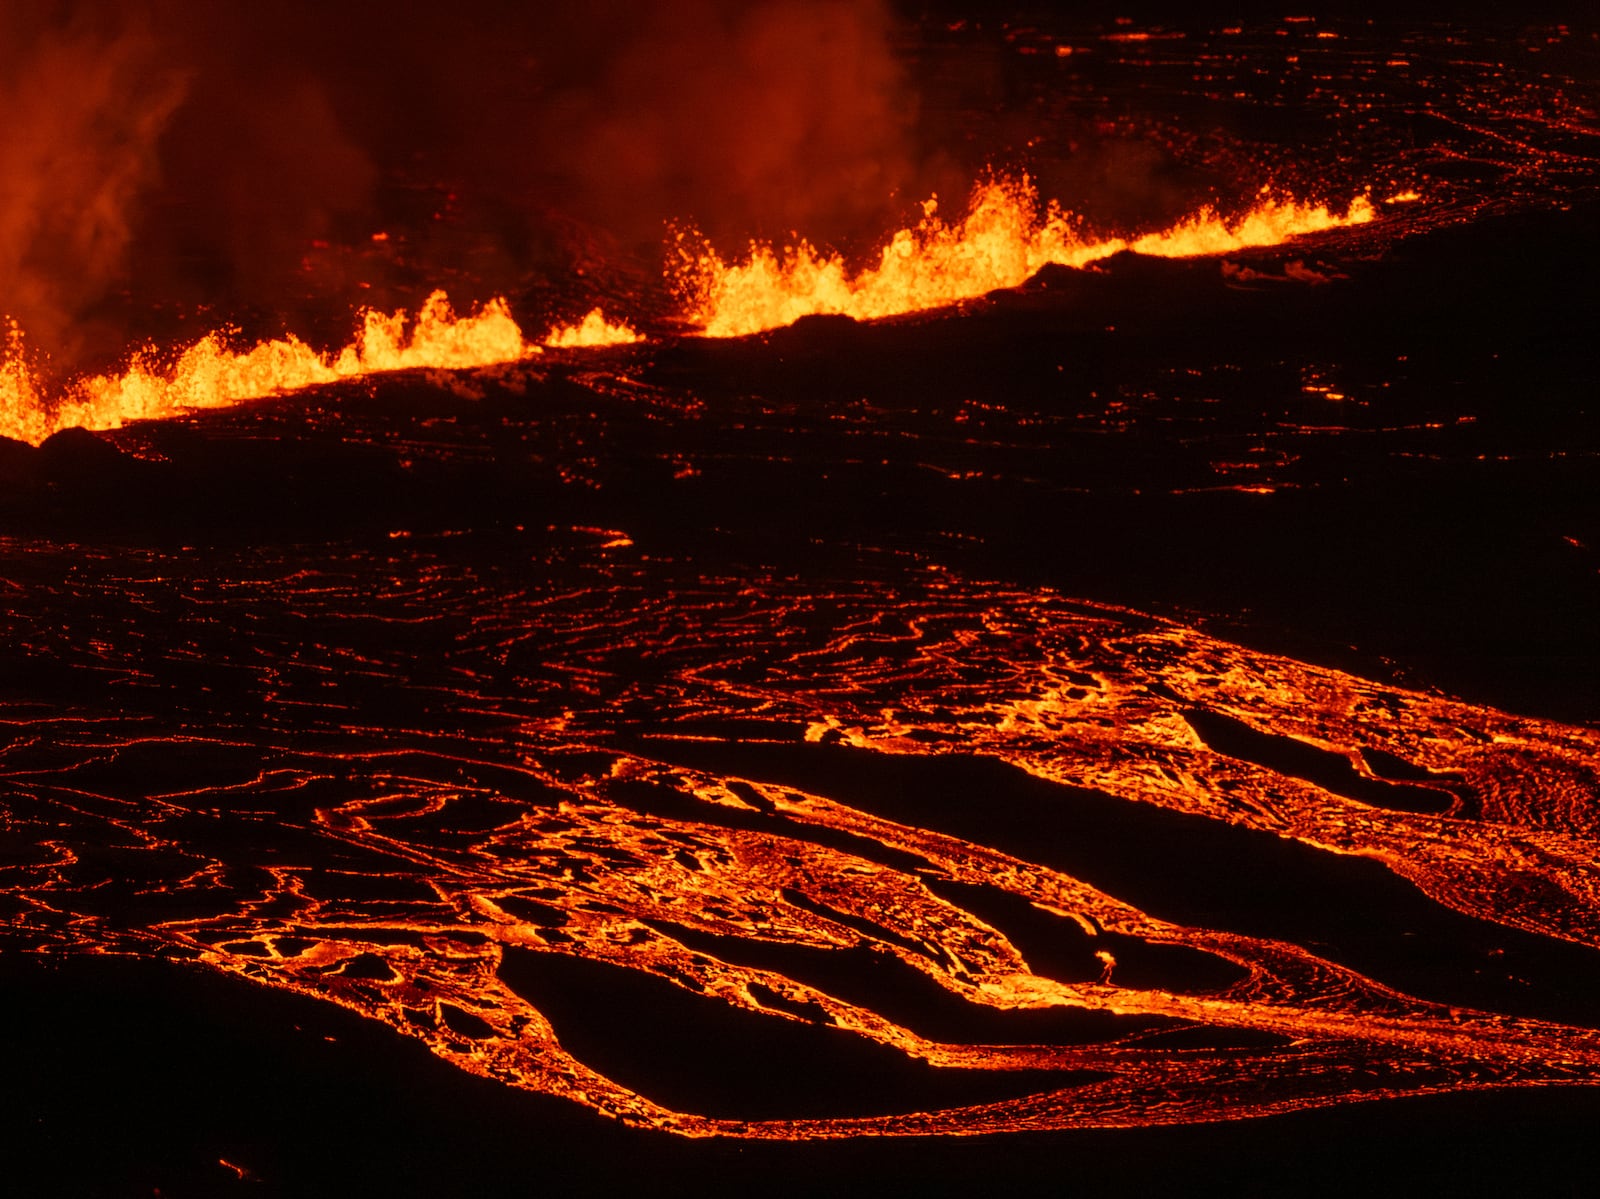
(543, 308, 644, 350)
(676, 175, 1376, 338)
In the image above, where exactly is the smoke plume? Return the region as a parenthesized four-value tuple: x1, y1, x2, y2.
(0, 8, 186, 366)
(0, 1, 919, 370)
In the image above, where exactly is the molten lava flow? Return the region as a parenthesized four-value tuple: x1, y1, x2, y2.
(6, 548, 1600, 1139)
(675, 176, 1377, 338)
(543, 308, 643, 349)
(0, 292, 640, 446)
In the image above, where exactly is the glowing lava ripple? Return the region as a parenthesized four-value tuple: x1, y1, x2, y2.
(3, 536, 1598, 1137)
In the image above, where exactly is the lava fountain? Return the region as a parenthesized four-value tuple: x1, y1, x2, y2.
(674, 174, 1377, 338)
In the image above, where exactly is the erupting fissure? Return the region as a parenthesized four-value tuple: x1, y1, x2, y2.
(675, 175, 1376, 338)
(1, 174, 1375, 445)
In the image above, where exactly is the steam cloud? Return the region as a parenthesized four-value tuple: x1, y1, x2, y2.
(0, 0, 918, 371)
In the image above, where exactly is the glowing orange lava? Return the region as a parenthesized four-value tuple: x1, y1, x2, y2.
(675, 175, 1376, 338)
(0, 292, 640, 446)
